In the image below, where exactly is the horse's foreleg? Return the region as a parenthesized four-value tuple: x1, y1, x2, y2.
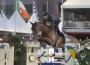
(37, 37, 53, 45)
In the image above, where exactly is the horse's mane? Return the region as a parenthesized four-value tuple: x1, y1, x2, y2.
(31, 22, 37, 31)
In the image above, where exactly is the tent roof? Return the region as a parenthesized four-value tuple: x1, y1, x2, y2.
(62, 0, 90, 8)
(9, 10, 31, 34)
(0, 14, 4, 31)
(26, 22, 32, 33)
(0, 10, 14, 32)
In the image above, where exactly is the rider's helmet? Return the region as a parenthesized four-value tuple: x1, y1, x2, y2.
(43, 11, 48, 16)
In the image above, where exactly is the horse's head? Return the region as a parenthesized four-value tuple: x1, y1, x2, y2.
(31, 22, 43, 35)
(30, 22, 38, 35)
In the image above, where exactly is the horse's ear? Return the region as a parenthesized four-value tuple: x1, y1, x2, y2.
(35, 21, 37, 25)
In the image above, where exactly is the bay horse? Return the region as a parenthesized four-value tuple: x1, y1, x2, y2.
(31, 22, 78, 51)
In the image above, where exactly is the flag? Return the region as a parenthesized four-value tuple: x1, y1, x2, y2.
(16, 0, 30, 19)
(28, 0, 39, 23)
(66, 46, 77, 59)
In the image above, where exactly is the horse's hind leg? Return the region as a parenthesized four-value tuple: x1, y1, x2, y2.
(57, 43, 65, 52)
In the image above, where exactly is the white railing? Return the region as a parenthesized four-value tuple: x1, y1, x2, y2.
(0, 46, 14, 49)
(64, 21, 90, 29)
(63, 21, 90, 32)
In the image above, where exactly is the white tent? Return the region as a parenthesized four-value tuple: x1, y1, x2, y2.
(0, 14, 4, 31)
(1, 10, 14, 32)
(62, 0, 90, 8)
(26, 22, 32, 34)
(9, 10, 31, 34)
(0, 10, 14, 32)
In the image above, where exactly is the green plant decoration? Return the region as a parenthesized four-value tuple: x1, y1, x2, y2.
(77, 39, 90, 65)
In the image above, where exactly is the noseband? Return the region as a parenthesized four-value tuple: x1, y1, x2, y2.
(33, 30, 42, 40)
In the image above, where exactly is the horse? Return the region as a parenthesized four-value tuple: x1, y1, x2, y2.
(30, 21, 78, 51)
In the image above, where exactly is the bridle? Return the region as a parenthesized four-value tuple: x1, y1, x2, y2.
(33, 25, 42, 40)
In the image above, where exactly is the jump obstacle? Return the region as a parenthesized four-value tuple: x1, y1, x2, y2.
(26, 42, 80, 65)
(37, 48, 64, 64)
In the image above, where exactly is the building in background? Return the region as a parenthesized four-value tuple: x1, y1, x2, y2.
(0, 0, 61, 20)
(62, 0, 90, 40)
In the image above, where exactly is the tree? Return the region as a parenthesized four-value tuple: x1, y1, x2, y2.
(10, 35, 26, 65)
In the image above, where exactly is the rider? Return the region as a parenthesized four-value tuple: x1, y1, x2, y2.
(43, 11, 64, 37)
